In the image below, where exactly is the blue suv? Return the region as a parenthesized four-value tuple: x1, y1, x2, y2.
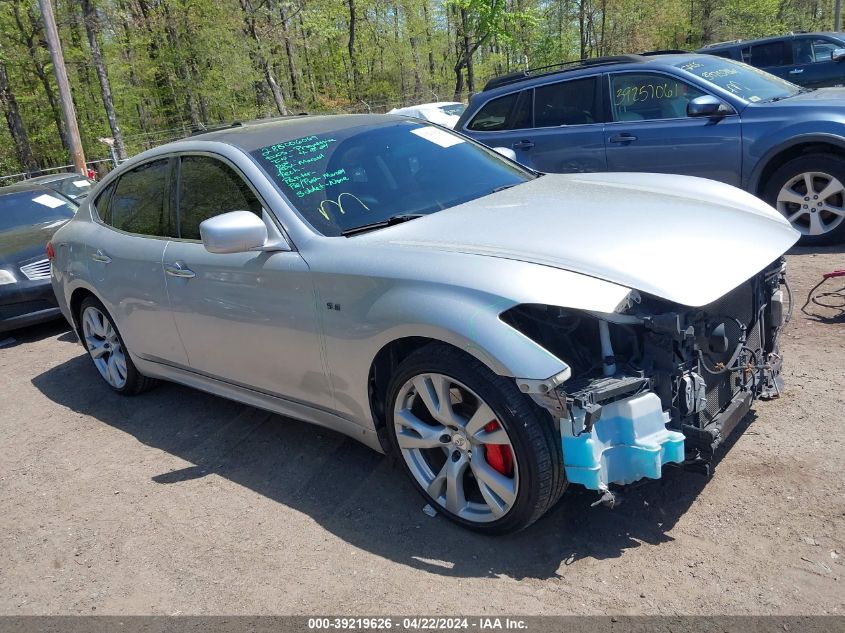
(456, 53, 845, 245)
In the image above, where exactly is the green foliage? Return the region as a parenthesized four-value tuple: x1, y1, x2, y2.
(0, 0, 838, 174)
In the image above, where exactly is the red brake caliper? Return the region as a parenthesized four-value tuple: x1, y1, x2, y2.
(483, 421, 514, 476)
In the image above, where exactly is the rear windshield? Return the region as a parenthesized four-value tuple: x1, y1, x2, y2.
(250, 120, 530, 236)
(0, 191, 76, 232)
(676, 57, 800, 102)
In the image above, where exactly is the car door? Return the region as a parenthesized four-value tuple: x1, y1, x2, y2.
(88, 158, 189, 366)
(603, 70, 743, 186)
(790, 36, 845, 88)
(742, 40, 793, 82)
(461, 81, 607, 173)
(162, 153, 331, 406)
(521, 75, 607, 173)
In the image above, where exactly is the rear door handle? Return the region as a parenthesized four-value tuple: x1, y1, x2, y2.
(609, 133, 638, 143)
(164, 262, 196, 279)
(90, 249, 111, 264)
(512, 140, 535, 150)
(789, 68, 804, 74)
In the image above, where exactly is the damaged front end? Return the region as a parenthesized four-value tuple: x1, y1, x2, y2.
(504, 259, 790, 498)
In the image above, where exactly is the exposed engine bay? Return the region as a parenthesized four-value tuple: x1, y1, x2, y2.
(502, 258, 789, 496)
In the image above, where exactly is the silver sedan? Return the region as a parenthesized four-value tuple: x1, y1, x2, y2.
(49, 115, 799, 533)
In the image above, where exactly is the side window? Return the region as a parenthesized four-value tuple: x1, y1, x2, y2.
(709, 50, 734, 59)
(533, 77, 598, 127)
(811, 38, 838, 62)
(610, 73, 706, 122)
(467, 92, 522, 131)
(178, 156, 262, 240)
(109, 159, 171, 236)
(93, 181, 115, 223)
(748, 41, 789, 67)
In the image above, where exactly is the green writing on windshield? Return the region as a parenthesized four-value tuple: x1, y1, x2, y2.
(258, 135, 348, 199)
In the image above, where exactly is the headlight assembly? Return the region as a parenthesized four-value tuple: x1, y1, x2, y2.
(0, 270, 17, 285)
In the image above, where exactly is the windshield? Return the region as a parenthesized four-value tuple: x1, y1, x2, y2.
(0, 191, 76, 233)
(439, 103, 466, 116)
(250, 120, 531, 236)
(676, 57, 801, 102)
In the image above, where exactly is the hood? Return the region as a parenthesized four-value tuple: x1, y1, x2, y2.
(0, 221, 66, 268)
(761, 86, 845, 107)
(360, 173, 799, 307)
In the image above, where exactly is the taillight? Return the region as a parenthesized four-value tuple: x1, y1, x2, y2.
(46, 241, 55, 261)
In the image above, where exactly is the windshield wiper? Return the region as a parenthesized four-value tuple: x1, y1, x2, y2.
(490, 183, 520, 194)
(341, 213, 425, 237)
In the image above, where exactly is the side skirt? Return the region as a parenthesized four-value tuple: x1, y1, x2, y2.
(133, 356, 384, 453)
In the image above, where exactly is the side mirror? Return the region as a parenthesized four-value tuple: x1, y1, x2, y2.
(492, 146, 518, 162)
(832, 48, 845, 62)
(200, 210, 268, 254)
(687, 95, 730, 117)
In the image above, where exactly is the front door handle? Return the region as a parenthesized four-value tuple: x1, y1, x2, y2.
(90, 249, 111, 264)
(609, 133, 638, 143)
(164, 262, 196, 279)
(512, 140, 535, 150)
(789, 68, 804, 74)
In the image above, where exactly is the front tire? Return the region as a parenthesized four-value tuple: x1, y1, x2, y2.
(79, 296, 157, 395)
(385, 344, 566, 534)
(765, 153, 845, 246)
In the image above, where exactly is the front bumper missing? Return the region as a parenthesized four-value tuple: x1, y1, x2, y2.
(561, 392, 685, 490)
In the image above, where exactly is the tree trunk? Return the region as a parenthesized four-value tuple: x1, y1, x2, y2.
(461, 8, 475, 95)
(347, 0, 360, 99)
(81, 0, 127, 160)
(0, 62, 38, 172)
(579, 0, 587, 59)
(279, 3, 301, 103)
(239, 0, 288, 115)
(13, 1, 68, 153)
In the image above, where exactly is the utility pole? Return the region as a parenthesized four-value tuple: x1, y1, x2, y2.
(38, 0, 86, 174)
(836, 0, 842, 32)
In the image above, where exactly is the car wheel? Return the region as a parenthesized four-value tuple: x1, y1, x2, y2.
(385, 344, 566, 534)
(765, 153, 845, 245)
(79, 296, 157, 395)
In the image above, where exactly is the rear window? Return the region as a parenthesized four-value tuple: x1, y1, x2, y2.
(747, 41, 789, 67)
(0, 191, 75, 232)
(108, 159, 172, 237)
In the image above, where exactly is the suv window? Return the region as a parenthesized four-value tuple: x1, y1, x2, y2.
(747, 41, 789, 67)
(609, 73, 706, 121)
(795, 38, 840, 63)
(467, 91, 530, 131)
(108, 159, 172, 236)
(178, 155, 262, 240)
(533, 77, 599, 127)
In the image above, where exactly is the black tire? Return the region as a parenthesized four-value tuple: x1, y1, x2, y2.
(385, 343, 566, 534)
(78, 296, 157, 395)
(764, 153, 845, 246)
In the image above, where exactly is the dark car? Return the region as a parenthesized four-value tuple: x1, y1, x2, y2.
(26, 173, 96, 201)
(456, 53, 845, 245)
(0, 182, 77, 332)
(699, 33, 845, 89)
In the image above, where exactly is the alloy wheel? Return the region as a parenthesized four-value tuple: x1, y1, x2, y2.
(81, 306, 128, 389)
(393, 372, 519, 523)
(776, 171, 845, 236)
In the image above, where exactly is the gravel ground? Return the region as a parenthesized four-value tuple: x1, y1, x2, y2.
(0, 246, 843, 616)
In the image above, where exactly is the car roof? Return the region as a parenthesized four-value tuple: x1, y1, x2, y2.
(478, 53, 709, 94)
(25, 173, 87, 185)
(0, 181, 61, 197)
(700, 32, 844, 51)
(187, 114, 395, 153)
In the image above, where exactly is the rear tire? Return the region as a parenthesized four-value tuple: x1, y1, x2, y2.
(764, 153, 845, 246)
(78, 296, 157, 395)
(385, 343, 566, 534)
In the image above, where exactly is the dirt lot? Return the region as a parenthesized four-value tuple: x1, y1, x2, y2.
(1, 247, 843, 616)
